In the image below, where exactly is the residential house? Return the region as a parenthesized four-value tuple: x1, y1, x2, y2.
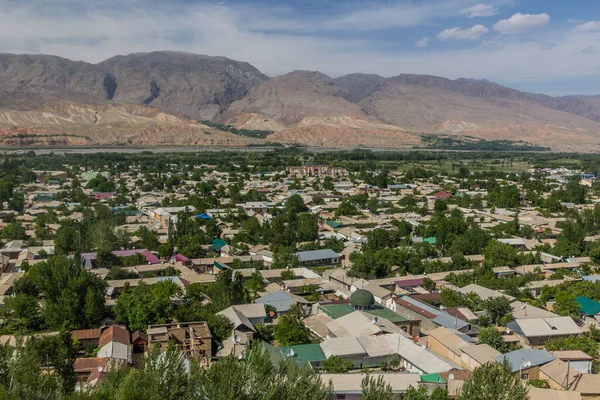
(550, 351, 593, 374)
(494, 349, 556, 381)
(295, 249, 341, 267)
(507, 317, 582, 348)
(322, 373, 420, 400)
(96, 326, 132, 364)
(147, 322, 212, 364)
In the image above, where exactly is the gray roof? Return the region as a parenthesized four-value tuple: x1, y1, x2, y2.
(400, 296, 441, 316)
(296, 249, 339, 262)
(494, 349, 556, 373)
(255, 291, 294, 313)
(432, 313, 469, 331)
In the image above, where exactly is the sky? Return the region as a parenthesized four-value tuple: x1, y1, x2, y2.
(1, 0, 600, 95)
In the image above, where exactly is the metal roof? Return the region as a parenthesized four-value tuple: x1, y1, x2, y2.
(494, 349, 556, 372)
(296, 249, 339, 262)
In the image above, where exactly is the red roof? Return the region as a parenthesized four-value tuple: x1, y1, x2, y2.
(395, 278, 425, 288)
(434, 191, 454, 199)
(394, 298, 437, 319)
(98, 326, 130, 348)
(72, 329, 102, 341)
(74, 357, 109, 373)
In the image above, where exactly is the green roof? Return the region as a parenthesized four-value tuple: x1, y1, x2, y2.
(282, 344, 326, 366)
(318, 304, 408, 324)
(325, 220, 341, 229)
(350, 289, 375, 307)
(213, 261, 227, 271)
(258, 341, 285, 371)
(576, 296, 600, 316)
(212, 238, 228, 251)
(420, 373, 446, 384)
(424, 237, 437, 244)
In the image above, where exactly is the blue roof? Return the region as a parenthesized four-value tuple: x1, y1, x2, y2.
(256, 291, 294, 312)
(494, 349, 555, 373)
(195, 213, 212, 220)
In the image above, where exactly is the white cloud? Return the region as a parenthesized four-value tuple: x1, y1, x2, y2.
(436, 25, 489, 40)
(415, 37, 430, 48)
(493, 13, 550, 35)
(460, 4, 498, 18)
(576, 21, 600, 33)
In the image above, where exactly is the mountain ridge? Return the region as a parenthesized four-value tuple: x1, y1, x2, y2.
(1, 51, 600, 151)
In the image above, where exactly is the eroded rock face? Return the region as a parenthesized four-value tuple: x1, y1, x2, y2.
(0, 51, 267, 120)
(1, 50, 600, 151)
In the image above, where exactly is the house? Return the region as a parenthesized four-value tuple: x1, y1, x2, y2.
(427, 327, 498, 371)
(282, 343, 327, 369)
(458, 284, 515, 302)
(575, 296, 600, 317)
(497, 238, 527, 249)
(395, 278, 425, 292)
(494, 349, 556, 381)
(295, 249, 341, 267)
(528, 387, 581, 400)
(74, 357, 110, 389)
(550, 350, 593, 374)
(318, 291, 418, 336)
(321, 373, 420, 399)
(539, 358, 580, 390)
(255, 291, 295, 314)
(217, 304, 267, 334)
(434, 191, 454, 200)
(147, 322, 212, 364)
(391, 296, 477, 336)
(96, 326, 132, 363)
(507, 317, 582, 347)
(324, 310, 401, 338)
(72, 328, 102, 349)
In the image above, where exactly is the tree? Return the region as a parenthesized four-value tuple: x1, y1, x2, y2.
(116, 342, 189, 400)
(361, 374, 395, 400)
(114, 281, 181, 331)
(484, 241, 520, 269)
(554, 291, 581, 319)
(280, 269, 296, 280)
(21, 256, 107, 330)
(273, 313, 310, 346)
(459, 360, 528, 400)
(478, 326, 505, 352)
(194, 342, 331, 400)
(322, 356, 353, 373)
(1, 220, 26, 240)
(481, 297, 512, 326)
(545, 334, 598, 357)
(404, 385, 451, 400)
(285, 194, 308, 214)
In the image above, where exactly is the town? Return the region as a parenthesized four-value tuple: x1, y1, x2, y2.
(0, 148, 599, 400)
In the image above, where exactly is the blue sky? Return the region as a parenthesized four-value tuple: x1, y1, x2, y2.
(1, 0, 600, 95)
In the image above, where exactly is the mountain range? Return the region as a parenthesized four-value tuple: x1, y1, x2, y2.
(0, 50, 599, 151)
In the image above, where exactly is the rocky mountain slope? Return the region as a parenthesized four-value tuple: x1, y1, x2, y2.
(1, 51, 600, 151)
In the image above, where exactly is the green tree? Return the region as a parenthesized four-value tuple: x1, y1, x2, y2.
(194, 341, 332, 400)
(23, 256, 107, 329)
(115, 342, 189, 400)
(361, 374, 395, 400)
(114, 281, 181, 331)
(459, 360, 528, 400)
(478, 326, 505, 352)
(273, 313, 310, 346)
(322, 356, 353, 373)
